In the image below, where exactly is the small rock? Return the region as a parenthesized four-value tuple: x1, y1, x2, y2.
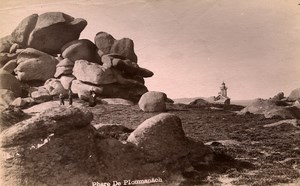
(9, 43, 21, 54)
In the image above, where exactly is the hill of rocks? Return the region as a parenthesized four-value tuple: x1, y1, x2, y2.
(0, 12, 154, 110)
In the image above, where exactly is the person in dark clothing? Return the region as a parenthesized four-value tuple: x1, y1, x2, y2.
(68, 89, 73, 106)
(59, 93, 65, 105)
(89, 90, 97, 107)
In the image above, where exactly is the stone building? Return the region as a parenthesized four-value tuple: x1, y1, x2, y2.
(214, 82, 230, 105)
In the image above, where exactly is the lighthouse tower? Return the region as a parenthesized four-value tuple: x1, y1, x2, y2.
(220, 82, 228, 97)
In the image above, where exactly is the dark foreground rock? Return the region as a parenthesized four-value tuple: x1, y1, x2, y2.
(0, 106, 219, 186)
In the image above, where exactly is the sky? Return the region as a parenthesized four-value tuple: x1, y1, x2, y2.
(0, 0, 299, 100)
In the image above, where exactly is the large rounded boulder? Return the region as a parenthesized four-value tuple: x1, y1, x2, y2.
(1, 106, 93, 147)
(61, 39, 98, 63)
(11, 14, 38, 46)
(94, 31, 115, 56)
(127, 113, 189, 161)
(27, 12, 87, 54)
(110, 38, 137, 62)
(138, 91, 167, 112)
(94, 31, 138, 62)
(288, 88, 300, 101)
(14, 48, 58, 81)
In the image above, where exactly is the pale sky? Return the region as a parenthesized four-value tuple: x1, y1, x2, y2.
(0, 0, 299, 100)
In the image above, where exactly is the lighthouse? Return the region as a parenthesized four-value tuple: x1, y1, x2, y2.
(220, 82, 228, 97)
(215, 82, 230, 105)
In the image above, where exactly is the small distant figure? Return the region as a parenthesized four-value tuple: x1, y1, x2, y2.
(59, 93, 65, 106)
(89, 90, 97, 107)
(68, 89, 73, 106)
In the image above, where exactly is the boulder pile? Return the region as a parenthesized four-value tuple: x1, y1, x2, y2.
(0, 12, 154, 110)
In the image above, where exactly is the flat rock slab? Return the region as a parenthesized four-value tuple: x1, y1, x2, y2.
(264, 119, 299, 128)
(23, 100, 85, 114)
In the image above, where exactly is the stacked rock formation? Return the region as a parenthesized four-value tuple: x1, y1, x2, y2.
(0, 12, 153, 109)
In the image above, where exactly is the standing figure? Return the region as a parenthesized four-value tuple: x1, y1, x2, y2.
(68, 89, 73, 106)
(59, 93, 65, 105)
(89, 90, 97, 107)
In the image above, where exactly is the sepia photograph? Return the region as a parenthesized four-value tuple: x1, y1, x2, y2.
(0, 0, 300, 185)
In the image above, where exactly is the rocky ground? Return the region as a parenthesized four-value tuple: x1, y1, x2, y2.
(88, 102, 300, 185)
(4, 99, 298, 186)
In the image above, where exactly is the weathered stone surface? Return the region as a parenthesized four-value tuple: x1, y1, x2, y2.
(59, 75, 75, 90)
(189, 98, 210, 106)
(71, 79, 147, 102)
(0, 69, 22, 97)
(1, 59, 17, 73)
(240, 98, 300, 119)
(30, 86, 52, 101)
(54, 66, 73, 78)
(56, 58, 74, 67)
(9, 43, 21, 54)
(288, 88, 300, 101)
(127, 113, 189, 161)
(54, 58, 74, 77)
(110, 38, 138, 62)
(94, 124, 133, 140)
(94, 32, 137, 62)
(62, 39, 97, 62)
(102, 54, 153, 77)
(138, 91, 167, 112)
(101, 98, 134, 106)
(44, 78, 67, 95)
(0, 106, 27, 131)
(11, 14, 38, 46)
(272, 92, 285, 101)
(28, 12, 87, 54)
(71, 79, 103, 100)
(0, 35, 12, 53)
(73, 60, 117, 85)
(15, 48, 58, 81)
(94, 31, 115, 56)
(101, 83, 148, 102)
(0, 89, 15, 110)
(0, 52, 18, 68)
(1, 106, 93, 147)
(11, 97, 35, 107)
